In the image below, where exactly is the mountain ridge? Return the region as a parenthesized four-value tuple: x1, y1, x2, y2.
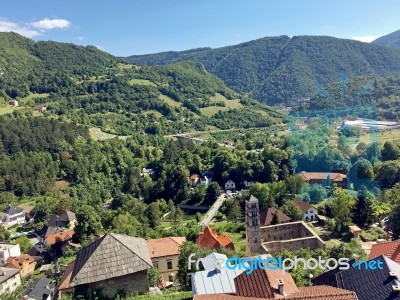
(124, 35, 400, 105)
(373, 29, 400, 49)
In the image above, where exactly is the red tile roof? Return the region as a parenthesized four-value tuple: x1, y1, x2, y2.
(293, 198, 312, 214)
(369, 240, 400, 262)
(5, 254, 35, 270)
(260, 207, 291, 226)
(196, 227, 234, 250)
(234, 268, 298, 298)
(193, 285, 357, 300)
(297, 172, 347, 182)
(146, 236, 186, 258)
(45, 229, 74, 246)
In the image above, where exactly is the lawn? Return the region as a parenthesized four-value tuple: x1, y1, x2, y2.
(128, 78, 157, 87)
(348, 128, 400, 148)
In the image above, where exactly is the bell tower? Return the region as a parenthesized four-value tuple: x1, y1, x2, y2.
(245, 195, 262, 255)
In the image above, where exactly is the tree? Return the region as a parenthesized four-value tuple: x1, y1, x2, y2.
(352, 195, 374, 228)
(271, 211, 280, 225)
(332, 187, 355, 233)
(382, 141, 400, 161)
(226, 199, 241, 221)
(204, 182, 221, 205)
(148, 267, 163, 287)
(329, 239, 367, 261)
(33, 202, 52, 223)
(146, 202, 162, 229)
(0, 226, 10, 242)
(74, 205, 103, 242)
(282, 201, 304, 221)
(285, 175, 305, 195)
(14, 236, 31, 253)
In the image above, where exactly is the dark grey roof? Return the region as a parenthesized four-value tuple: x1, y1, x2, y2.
(315, 255, 400, 300)
(3, 205, 23, 215)
(71, 233, 152, 286)
(23, 277, 55, 299)
(0, 267, 20, 284)
(58, 210, 76, 222)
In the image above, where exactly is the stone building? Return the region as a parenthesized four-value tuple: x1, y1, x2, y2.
(58, 233, 152, 299)
(245, 196, 325, 255)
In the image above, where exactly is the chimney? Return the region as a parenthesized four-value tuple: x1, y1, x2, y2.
(277, 278, 284, 296)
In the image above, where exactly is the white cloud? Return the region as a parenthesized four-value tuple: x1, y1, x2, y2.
(0, 18, 40, 38)
(351, 35, 381, 43)
(31, 18, 71, 30)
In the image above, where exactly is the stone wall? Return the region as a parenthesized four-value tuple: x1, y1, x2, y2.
(75, 270, 149, 299)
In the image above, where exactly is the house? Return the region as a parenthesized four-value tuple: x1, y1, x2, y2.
(5, 254, 36, 278)
(293, 198, 318, 221)
(0, 243, 21, 266)
(0, 267, 21, 294)
(259, 207, 291, 226)
(23, 205, 35, 222)
(312, 255, 399, 300)
(297, 171, 347, 188)
(191, 253, 244, 296)
(47, 210, 76, 229)
(45, 229, 75, 246)
(189, 174, 200, 187)
(369, 240, 400, 262)
(196, 227, 234, 251)
(193, 267, 357, 300)
(242, 180, 254, 189)
(34, 104, 47, 112)
(200, 176, 212, 188)
(225, 179, 236, 191)
(22, 278, 55, 300)
(0, 206, 25, 228)
(8, 100, 18, 107)
(57, 233, 153, 299)
(348, 225, 362, 238)
(246, 196, 325, 255)
(141, 168, 155, 178)
(146, 236, 186, 285)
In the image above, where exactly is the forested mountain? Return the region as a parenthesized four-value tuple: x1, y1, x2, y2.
(0, 32, 281, 135)
(307, 75, 400, 121)
(373, 30, 400, 49)
(125, 35, 400, 105)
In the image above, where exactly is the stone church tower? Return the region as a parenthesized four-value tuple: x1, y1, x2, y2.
(245, 195, 262, 255)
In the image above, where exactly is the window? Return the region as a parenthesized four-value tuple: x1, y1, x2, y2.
(153, 261, 159, 268)
(168, 275, 174, 282)
(167, 261, 173, 270)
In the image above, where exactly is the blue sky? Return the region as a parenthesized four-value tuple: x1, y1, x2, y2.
(1, 0, 399, 56)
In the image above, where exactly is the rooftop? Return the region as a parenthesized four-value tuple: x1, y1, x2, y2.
(0, 267, 20, 284)
(293, 198, 312, 214)
(23, 278, 55, 299)
(197, 227, 234, 250)
(146, 236, 186, 258)
(45, 229, 75, 246)
(3, 205, 23, 215)
(369, 240, 400, 263)
(260, 207, 291, 226)
(297, 171, 347, 181)
(69, 233, 152, 286)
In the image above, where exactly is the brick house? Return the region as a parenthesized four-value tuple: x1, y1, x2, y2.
(297, 171, 347, 188)
(5, 254, 36, 278)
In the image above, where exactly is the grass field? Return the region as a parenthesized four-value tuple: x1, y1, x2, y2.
(128, 78, 157, 87)
(143, 110, 163, 118)
(200, 93, 243, 117)
(0, 105, 21, 115)
(348, 128, 400, 148)
(89, 127, 129, 140)
(159, 94, 181, 107)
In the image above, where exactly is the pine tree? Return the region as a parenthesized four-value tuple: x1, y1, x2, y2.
(352, 195, 375, 228)
(271, 211, 280, 225)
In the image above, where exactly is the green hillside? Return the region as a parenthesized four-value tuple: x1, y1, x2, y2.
(373, 30, 400, 49)
(0, 32, 281, 135)
(125, 35, 400, 105)
(308, 75, 400, 120)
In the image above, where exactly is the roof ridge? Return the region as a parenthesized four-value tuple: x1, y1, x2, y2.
(109, 233, 152, 267)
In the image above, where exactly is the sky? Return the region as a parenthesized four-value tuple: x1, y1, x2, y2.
(0, 0, 400, 56)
